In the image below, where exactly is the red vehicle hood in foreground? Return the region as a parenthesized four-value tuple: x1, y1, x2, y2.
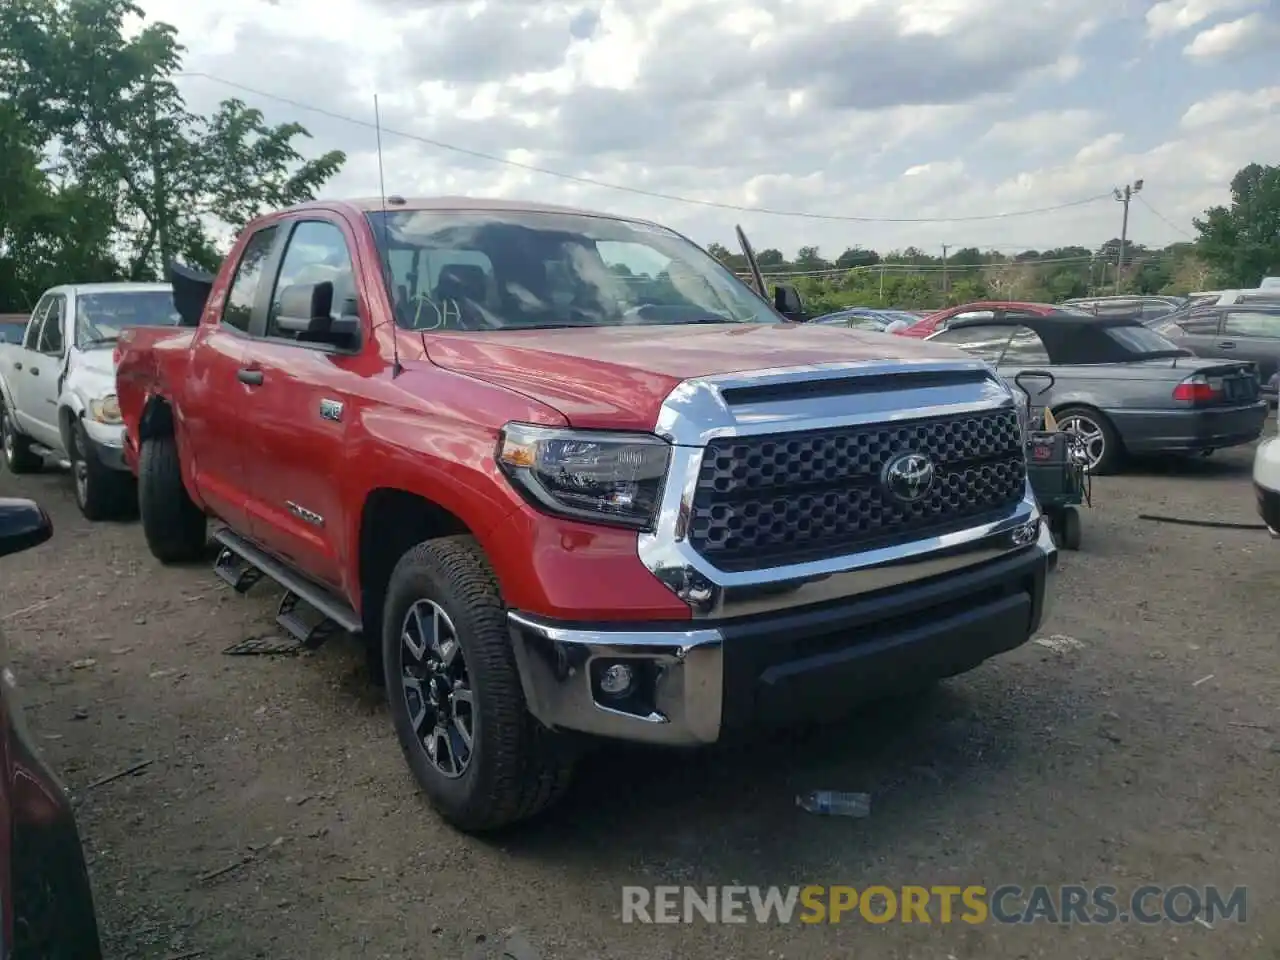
(424, 322, 969, 430)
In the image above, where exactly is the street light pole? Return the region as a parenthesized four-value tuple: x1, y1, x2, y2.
(1114, 179, 1143, 295)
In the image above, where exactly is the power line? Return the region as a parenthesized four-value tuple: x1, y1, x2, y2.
(1134, 194, 1196, 240)
(753, 251, 1181, 279)
(177, 71, 1118, 225)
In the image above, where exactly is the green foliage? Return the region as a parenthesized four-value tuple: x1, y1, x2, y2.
(0, 0, 345, 309)
(1194, 163, 1280, 287)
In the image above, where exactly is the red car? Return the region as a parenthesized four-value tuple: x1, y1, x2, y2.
(1, 498, 104, 958)
(896, 301, 1069, 338)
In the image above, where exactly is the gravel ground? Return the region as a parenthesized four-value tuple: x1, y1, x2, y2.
(2, 434, 1278, 960)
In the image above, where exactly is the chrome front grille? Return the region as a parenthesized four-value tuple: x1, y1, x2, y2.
(687, 408, 1026, 571)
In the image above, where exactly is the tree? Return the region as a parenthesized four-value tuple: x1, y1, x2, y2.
(793, 245, 828, 271)
(0, 0, 345, 303)
(1195, 163, 1280, 287)
(835, 246, 880, 269)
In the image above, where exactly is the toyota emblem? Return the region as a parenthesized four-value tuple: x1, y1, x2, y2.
(883, 452, 935, 503)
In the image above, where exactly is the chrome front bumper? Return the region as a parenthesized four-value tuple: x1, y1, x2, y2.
(509, 518, 1057, 746)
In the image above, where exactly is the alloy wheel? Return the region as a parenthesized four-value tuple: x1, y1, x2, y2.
(1, 412, 13, 462)
(400, 598, 474, 778)
(1058, 413, 1105, 472)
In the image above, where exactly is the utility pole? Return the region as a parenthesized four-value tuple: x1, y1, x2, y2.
(941, 244, 950, 297)
(1113, 179, 1143, 295)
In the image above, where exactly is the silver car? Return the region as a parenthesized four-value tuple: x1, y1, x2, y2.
(926, 309, 1269, 474)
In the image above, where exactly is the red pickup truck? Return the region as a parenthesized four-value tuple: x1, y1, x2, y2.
(115, 197, 1057, 832)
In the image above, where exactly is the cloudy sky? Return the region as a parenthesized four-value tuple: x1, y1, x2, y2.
(135, 0, 1279, 259)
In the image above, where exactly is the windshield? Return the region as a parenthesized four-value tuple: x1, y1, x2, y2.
(367, 209, 781, 331)
(75, 290, 180, 347)
(1105, 324, 1187, 356)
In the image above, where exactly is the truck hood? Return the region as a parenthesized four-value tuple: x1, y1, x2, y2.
(424, 323, 969, 431)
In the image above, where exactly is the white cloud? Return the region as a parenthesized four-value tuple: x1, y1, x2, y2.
(1074, 133, 1124, 163)
(1183, 11, 1280, 57)
(1180, 87, 1280, 129)
(981, 109, 1098, 149)
(119, 0, 1277, 260)
(1144, 0, 1260, 37)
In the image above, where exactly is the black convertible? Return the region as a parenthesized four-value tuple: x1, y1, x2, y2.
(926, 308, 1269, 474)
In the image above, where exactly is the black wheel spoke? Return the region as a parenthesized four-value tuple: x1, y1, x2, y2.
(399, 598, 472, 779)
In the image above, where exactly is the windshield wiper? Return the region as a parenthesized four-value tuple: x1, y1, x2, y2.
(78, 336, 119, 349)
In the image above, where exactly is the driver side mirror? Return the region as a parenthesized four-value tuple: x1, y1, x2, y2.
(275, 281, 360, 348)
(773, 283, 807, 322)
(0, 498, 52, 559)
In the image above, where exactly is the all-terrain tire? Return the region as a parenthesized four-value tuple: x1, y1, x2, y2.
(382, 535, 574, 833)
(1, 403, 42, 474)
(138, 434, 207, 562)
(71, 421, 136, 521)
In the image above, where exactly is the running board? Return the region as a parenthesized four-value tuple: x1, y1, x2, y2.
(212, 529, 362, 649)
(28, 442, 70, 470)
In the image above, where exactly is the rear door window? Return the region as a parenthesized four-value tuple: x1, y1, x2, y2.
(222, 226, 279, 333)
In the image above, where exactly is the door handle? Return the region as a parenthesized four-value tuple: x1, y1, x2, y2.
(237, 367, 264, 386)
(12, 362, 21, 371)
(1217, 341, 1236, 349)
(29, 367, 38, 375)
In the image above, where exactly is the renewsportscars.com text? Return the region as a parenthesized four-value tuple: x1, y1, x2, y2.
(621, 885, 1247, 925)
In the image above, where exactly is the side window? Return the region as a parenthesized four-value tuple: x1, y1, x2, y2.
(1001, 325, 1051, 364)
(36, 296, 66, 355)
(267, 221, 358, 341)
(23, 295, 53, 350)
(1177, 309, 1220, 335)
(930, 324, 1014, 362)
(1223, 311, 1280, 338)
(221, 226, 279, 333)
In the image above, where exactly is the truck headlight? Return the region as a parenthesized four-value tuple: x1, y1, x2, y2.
(90, 395, 122, 425)
(497, 423, 671, 530)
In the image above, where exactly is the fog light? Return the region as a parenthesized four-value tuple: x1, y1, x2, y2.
(598, 662, 636, 697)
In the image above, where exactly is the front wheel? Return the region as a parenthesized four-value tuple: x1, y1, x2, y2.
(71, 422, 136, 521)
(381, 535, 574, 833)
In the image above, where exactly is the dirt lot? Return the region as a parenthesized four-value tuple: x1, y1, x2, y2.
(3, 436, 1278, 960)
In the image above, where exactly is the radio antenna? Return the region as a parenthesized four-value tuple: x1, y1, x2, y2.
(374, 94, 402, 378)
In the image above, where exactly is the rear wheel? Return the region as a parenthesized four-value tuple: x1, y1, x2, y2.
(382, 535, 574, 833)
(138, 435, 207, 562)
(1055, 406, 1122, 476)
(70, 422, 135, 521)
(1, 404, 42, 474)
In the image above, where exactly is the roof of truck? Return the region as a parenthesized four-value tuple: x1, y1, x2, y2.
(40, 282, 172, 296)
(291, 196, 667, 225)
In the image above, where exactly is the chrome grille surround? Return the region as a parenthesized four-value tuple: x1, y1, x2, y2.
(637, 359, 1042, 619)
